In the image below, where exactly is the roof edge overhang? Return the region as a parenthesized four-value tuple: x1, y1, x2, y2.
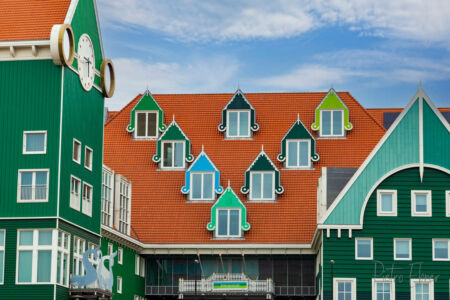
(0, 40, 51, 61)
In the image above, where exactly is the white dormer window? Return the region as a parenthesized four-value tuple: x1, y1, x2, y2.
(250, 171, 274, 200)
(286, 140, 310, 168)
(227, 110, 250, 138)
(135, 111, 158, 139)
(190, 172, 214, 200)
(162, 141, 185, 169)
(217, 209, 241, 238)
(320, 110, 343, 137)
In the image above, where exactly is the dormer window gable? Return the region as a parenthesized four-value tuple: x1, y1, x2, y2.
(152, 117, 194, 170)
(126, 90, 166, 139)
(218, 89, 259, 139)
(278, 115, 319, 169)
(311, 88, 353, 138)
(241, 147, 284, 201)
(181, 148, 224, 201)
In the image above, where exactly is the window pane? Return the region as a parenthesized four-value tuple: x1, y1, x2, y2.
(20, 172, 33, 200)
(415, 194, 427, 212)
(263, 173, 273, 199)
(147, 112, 157, 137)
(357, 239, 371, 258)
(251, 173, 261, 199)
(18, 251, 33, 282)
(333, 111, 343, 135)
(435, 241, 448, 259)
(163, 143, 172, 167)
(191, 173, 202, 199)
(381, 193, 393, 212)
(229, 210, 240, 236)
(239, 111, 249, 136)
(203, 173, 213, 199)
(37, 250, 52, 282)
(287, 141, 298, 167)
(218, 210, 228, 236)
(19, 231, 33, 246)
(35, 171, 48, 200)
(26, 133, 45, 152)
(0, 251, 3, 283)
(136, 112, 146, 137)
(299, 141, 309, 167)
(0, 231, 4, 246)
(21, 172, 32, 185)
(322, 111, 331, 135)
(338, 282, 345, 292)
(174, 142, 184, 167)
(228, 112, 238, 136)
(85, 148, 92, 168)
(38, 230, 52, 246)
(396, 240, 410, 258)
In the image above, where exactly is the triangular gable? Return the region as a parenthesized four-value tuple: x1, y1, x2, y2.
(181, 149, 224, 195)
(321, 87, 450, 227)
(207, 186, 250, 231)
(126, 90, 166, 133)
(278, 115, 319, 162)
(218, 89, 259, 132)
(241, 149, 284, 194)
(311, 88, 353, 132)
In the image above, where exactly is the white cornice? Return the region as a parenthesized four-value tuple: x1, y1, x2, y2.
(0, 40, 51, 61)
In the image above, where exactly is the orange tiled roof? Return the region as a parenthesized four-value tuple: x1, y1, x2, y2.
(0, 0, 71, 41)
(367, 107, 450, 128)
(104, 92, 386, 244)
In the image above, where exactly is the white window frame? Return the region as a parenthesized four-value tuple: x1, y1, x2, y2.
(320, 109, 344, 137)
(117, 276, 122, 294)
(249, 171, 275, 201)
(23, 131, 47, 155)
(0, 230, 5, 285)
(70, 175, 81, 211)
(226, 109, 251, 138)
(108, 243, 113, 255)
(56, 231, 70, 287)
(190, 172, 215, 201)
(216, 208, 241, 238)
(17, 169, 49, 203)
(101, 166, 114, 226)
(432, 239, 450, 261)
(73, 138, 81, 164)
(84, 146, 93, 171)
(394, 238, 412, 260)
(135, 255, 140, 275)
(82, 182, 93, 217)
(118, 247, 123, 264)
(355, 238, 373, 260)
(333, 278, 356, 300)
(372, 278, 395, 300)
(118, 178, 131, 235)
(446, 191, 450, 217)
(377, 189, 397, 216)
(134, 110, 159, 139)
(72, 237, 85, 276)
(411, 190, 432, 217)
(410, 278, 434, 300)
(140, 256, 145, 277)
(286, 139, 311, 169)
(161, 140, 185, 169)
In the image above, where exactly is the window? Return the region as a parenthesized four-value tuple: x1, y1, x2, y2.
(135, 111, 158, 138)
(227, 110, 250, 138)
(73, 237, 86, 276)
(23, 131, 46, 154)
(250, 172, 274, 200)
(355, 238, 373, 260)
(321, 110, 343, 137)
(432, 239, 449, 261)
(372, 278, 395, 300)
(84, 146, 93, 171)
(411, 190, 432, 216)
(190, 172, 214, 200)
(87, 243, 98, 269)
(446, 191, 450, 217)
(102, 167, 113, 226)
(333, 278, 356, 300)
(70, 176, 81, 211)
(119, 179, 131, 234)
(162, 141, 185, 168)
(140, 257, 145, 277)
(117, 276, 122, 294)
(0, 230, 4, 284)
(135, 255, 140, 275)
(377, 190, 397, 216)
(217, 209, 240, 238)
(56, 231, 70, 286)
(118, 248, 123, 264)
(108, 243, 113, 255)
(411, 279, 434, 300)
(394, 238, 411, 260)
(286, 140, 310, 168)
(82, 183, 93, 217)
(18, 169, 49, 203)
(73, 139, 81, 163)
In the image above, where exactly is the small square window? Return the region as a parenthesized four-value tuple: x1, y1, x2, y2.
(162, 141, 185, 169)
(190, 172, 214, 200)
(73, 139, 81, 163)
(377, 190, 397, 216)
(217, 209, 241, 238)
(227, 110, 250, 138)
(250, 172, 274, 201)
(432, 239, 449, 261)
(321, 110, 344, 137)
(394, 238, 411, 260)
(23, 131, 46, 154)
(411, 190, 432, 217)
(85, 147, 93, 171)
(118, 248, 123, 264)
(117, 276, 122, 294)
(411, 279, 434, 300)
(355, 238, 373, 260)
(286, 140, 310, 168)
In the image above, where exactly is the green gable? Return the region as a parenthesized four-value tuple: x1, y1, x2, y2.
(126, 90, 166, 133)
(218, 89, 259, 133)
(152, 119, 194, 163)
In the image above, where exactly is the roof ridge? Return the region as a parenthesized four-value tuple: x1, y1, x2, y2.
(104, 93, 142, 127)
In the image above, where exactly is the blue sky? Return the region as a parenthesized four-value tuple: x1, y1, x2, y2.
(97, 0, 450, 110)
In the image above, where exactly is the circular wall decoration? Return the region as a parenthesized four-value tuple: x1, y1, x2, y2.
(50, 24, 75, 66)
(100, 59, 115, 98)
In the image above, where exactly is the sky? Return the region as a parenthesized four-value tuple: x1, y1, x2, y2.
(96, 0, 450, 110)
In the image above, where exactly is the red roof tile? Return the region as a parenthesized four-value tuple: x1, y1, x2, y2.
(104, 92, 386, 244)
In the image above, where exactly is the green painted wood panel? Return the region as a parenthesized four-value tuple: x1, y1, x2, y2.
(423, 100, 450, 169)
(0, 60, 61, 217)
(322, 167, 450, 299)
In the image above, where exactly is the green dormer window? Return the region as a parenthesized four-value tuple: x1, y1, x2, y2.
(136, 111, 158, 138)
(311, 88, 353, 138)
(227, 110, 250, 137)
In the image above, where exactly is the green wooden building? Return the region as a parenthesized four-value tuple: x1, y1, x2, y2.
(317, 87, 450, 300)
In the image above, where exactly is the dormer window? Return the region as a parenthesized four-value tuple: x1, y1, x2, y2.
(191, 172, 214, 200)
(227, 110, 250, 138)
(321, 110, 343, 137)
(162, 141, 185, 168)
(250, 171, 274, 200)
(217, 209, 240, 237)
(135, 111, 158, 138)
(287, 140, 311, 168)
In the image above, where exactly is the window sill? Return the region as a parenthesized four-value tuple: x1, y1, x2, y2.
(158, 167, 186, 171)
(223, 137, 253, 140)
(317, 136, 347, 139)
(283, 167, 315, 171)
(246, 199, 278, 203)
(17, 200, 49, 203)
(186, 200, 215, 203)
(23, 152, 46, 155)
(133, 137, 158, 140)
(212, 237, 245, 240)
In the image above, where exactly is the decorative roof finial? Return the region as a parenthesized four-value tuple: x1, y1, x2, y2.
(228, 180, 231, 188)
(201, 144, 204, 152)
(237, 80, 240, 91)
(297, 113, 300, 124)
(172, 114, 175, 122)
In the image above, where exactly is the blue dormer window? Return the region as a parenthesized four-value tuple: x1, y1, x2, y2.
(191, 172, 214, 200)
